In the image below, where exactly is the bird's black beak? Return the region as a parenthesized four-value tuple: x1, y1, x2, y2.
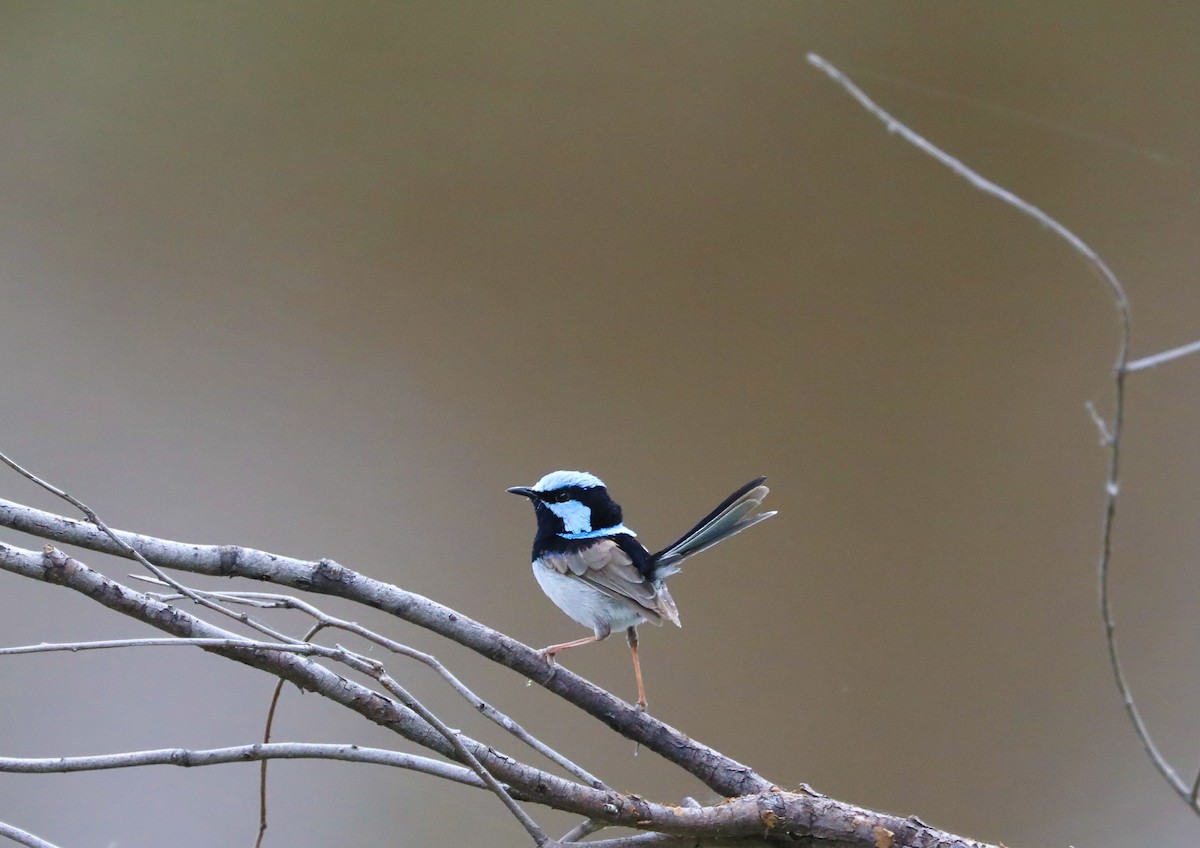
(505, 486, 537, 500)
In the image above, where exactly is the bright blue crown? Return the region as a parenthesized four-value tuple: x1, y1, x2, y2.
(533, 470, 605, 491)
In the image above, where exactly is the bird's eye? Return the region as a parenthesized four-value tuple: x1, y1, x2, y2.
(553, 491, 571, 503)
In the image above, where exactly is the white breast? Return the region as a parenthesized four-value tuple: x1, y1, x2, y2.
(532, 559, 648, 638)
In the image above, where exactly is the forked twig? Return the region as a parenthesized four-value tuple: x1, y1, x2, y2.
(0, 454, 551, 844)
(134, 579, 609, 792)
(808, 52, 1196, 807)
(256, 621, 325, 848)
(0, 451, 302, 649)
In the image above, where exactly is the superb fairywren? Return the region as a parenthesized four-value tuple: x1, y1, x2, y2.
(507, 470, 774, 708)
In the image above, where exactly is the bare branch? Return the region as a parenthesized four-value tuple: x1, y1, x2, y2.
(1084, 401, 1113, 446)
(0, 822, 61, 848)
(0, 541, 596, 813)
(0, 496, 766, 798)
(0, 623, 549, 830)
(577, 835, 767, 848)
(0, 742, 482, 786)
(806, 51, 1198, 810)
(805, 53, 1132, 344)
(0, 636, 350, 658)
(0, 450, 303, 651)
(0, 453, 576, 843)
(0, 536, 999, 847)
(560, 818, 607, 843)
(138, 580, 609, 791)
(370, 664, 551, 844)
(1124, 338, 1200, 373)
(257, 621, 324, 848)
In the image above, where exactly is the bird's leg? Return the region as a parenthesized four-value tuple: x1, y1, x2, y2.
(626, 627, 647, 710)
(537, 634, 601, 665)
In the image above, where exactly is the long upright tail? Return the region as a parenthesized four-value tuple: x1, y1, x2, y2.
(651, 477, 775, 577)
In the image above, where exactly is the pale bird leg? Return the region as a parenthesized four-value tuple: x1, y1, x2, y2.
(537, 634, 601, 665)
(626, 627, 647, 710)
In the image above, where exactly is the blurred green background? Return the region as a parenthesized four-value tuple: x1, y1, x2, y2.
(1, 3, 1198, 846)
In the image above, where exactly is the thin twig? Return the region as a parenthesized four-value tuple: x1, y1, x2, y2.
(135, 578, 609, 791)
(808, 53, 1193, 806)
(1084, 401, 1113, 445)
(1124, 338, 1200, 373)
(0, 637, 339, 658)
(257, 621, 325, 848)
(370, 667, 550, 845)
(0, 451, 302, 649)
(574, 834, 763, 848)
(806, 54, 1132, 330)
(0, 742, 482, 786)
(0, 822, 61, 848)
(560, 818, 607, 843)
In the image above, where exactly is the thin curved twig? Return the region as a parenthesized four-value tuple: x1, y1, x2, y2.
(135, 579, 610, 791)
(807, 53, 1192, 805)
(0, 451, 303, 650)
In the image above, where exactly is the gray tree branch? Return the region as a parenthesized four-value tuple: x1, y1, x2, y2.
(0, 530, 995, 848)
(806, 50, 1197, 816)
(0, 494, 766, 799)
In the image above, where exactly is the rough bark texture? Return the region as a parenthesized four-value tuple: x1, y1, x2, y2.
(0, 500, 999, 848)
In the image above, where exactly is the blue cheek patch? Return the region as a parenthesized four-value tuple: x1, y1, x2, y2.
(545, 499, 593, 534)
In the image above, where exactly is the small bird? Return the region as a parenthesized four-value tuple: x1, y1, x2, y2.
(507, 470, 774, 708)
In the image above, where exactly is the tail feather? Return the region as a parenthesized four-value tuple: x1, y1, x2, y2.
(652, 477, 775, 574)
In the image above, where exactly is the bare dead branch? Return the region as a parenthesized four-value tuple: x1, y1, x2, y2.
(0, 450, 303, 650)
(257, 620, 324, 848)
(368, 659, 551, 844)
(0, 610, 546, 838)
(1124, 338, 1200, 373)
(0, 536, 998, 847)
(0, 542, 587, 807)
(560, 818, 607, 843)
(0, 636, 349, 658)
(138, 580, 610, 791)
(576, 835, 768, 848)
(0, 495, 766, 798)
(0, 742, 482, 785)
(0, 822, 61, 848)
(805, 54, 1132, 336)
(807, 51, 1194, 811)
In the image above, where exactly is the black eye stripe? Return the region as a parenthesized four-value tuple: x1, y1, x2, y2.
(540, 487, 586, 503)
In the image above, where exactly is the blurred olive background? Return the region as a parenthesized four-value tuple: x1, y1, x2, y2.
(1, 3, 1198, 846)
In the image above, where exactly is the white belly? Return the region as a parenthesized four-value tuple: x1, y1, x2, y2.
(532, 559, 647, 638)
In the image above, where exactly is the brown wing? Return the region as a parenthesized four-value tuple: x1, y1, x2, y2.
(542, 539, 681, 627)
